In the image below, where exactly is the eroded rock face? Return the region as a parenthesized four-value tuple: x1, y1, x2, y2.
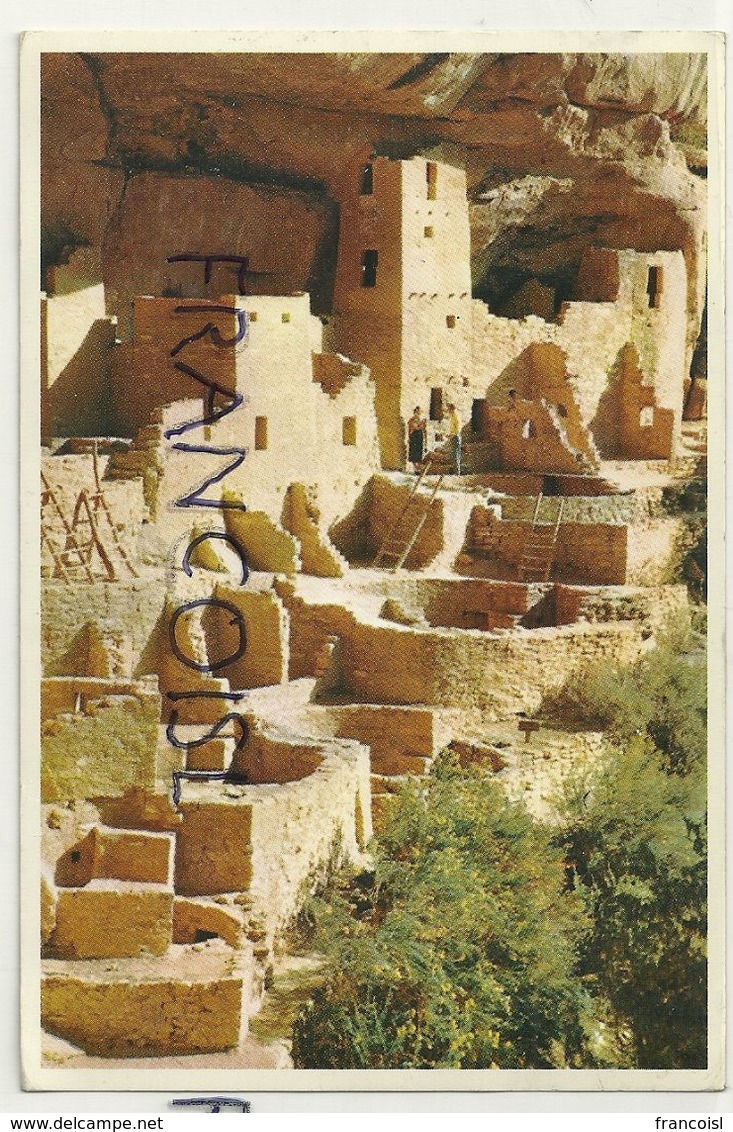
(103, 172, 337, 337)
(41, 51, 707, 364)
(41, 55, 124, 289)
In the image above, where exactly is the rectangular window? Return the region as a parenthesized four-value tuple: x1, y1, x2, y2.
(361, 250, 378, 288)
(248, 310, 258, 322)
(646, 265, 662, 309)
(471, 398, 484, 434)
(360, 164, 374, 195)
(342, 416, 357, 446)
(446, 315, 456, 328)
(429, 387, 443, 422)
(639, 407, 654, 428)
(426, 161, 437, 200)
(424, 225, 434, 238)
(281, 311, 291, 323)
(254, 416, 268, 450)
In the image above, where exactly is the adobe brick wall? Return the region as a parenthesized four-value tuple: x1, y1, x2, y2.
(340, 617, 653, 717)
(176, 731, 371, 937)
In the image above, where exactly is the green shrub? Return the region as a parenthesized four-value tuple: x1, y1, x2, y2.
(558, 736, 707, 1069)
(292, 756, 609, 1069)
(546, 633, 706, 775)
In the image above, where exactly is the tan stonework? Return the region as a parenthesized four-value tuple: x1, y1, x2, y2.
(39, 153, 704, 1061)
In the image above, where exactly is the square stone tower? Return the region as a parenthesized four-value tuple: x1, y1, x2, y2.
(332, 157, 473, 469)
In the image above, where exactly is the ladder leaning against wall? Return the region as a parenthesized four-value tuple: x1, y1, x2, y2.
(373, 458, 444, 571)
(518, 493, 565, 583)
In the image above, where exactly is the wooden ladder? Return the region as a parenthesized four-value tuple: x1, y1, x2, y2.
(518, 494, 565, 582)
(88, 442, 139, 578)
(373, 459, 444, 571)
(41, 472, 97, 582)
(40, 444, 139, 582)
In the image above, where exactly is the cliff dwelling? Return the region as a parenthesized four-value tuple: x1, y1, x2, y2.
(35, 48, 710, 1073)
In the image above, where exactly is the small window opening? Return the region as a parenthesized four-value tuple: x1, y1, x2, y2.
(70, 850, 82, 863)
(446, 315, 457, 329)
(255, 416, 268, 450)
(361, 250, 378, 288)
(646, 265, 662, 309)
(194, 930, 219, 943)
(556, 403, 568, 418)
(522, 419, 537, 440)
(424, 225, 434, 238)
(360, 163, 374, 195)
(281, 311, 291, 323)
(639, 407, 654, 428)
(342, 416, 357, 446)
(426, 162, 437, 200)
(429, 387, 443, 422)
(248, 310, 258, 322)
(471, 398, 484, 434)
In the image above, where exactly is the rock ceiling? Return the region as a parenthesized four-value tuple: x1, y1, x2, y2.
(41, 51, 707, 352)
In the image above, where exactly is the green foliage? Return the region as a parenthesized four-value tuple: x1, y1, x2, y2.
(292, 756, 607, 1070)
(677, 518, 707, 603)
(293, 632, 708, 1071)
(558, 737, 707, 1069)
(660, 479, 707, 602)
(546, 633, 706, 775)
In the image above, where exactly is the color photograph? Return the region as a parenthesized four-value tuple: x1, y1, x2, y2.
(23, 36, 722, 1090)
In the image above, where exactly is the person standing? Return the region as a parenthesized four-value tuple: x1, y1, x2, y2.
(407, 406, 427, 472)
(446, 402, 462, 475)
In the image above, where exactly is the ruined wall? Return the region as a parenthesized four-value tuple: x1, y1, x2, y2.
(41, 282, 117, 439)
(483, 397, 595, 475)
(283, 483, 347, 577)
(468, 508, 628, 584)
(329, 704, 453, 776)
(619, 343, 676, 459)
(625, 516, 684, 585)
(113, 296, 241, 437)
(472, 244, 689, 459)
(281, 593, 356, 681)
(336, 572, 534, 627)
(42, 943, 246, 1057)
(119, 293, 380, 533)
(42, 580, 165, 675)
(203, 584, 289, 690)
(41, 683, 160, 803)
(175, 734, 371, 934)
(555, 582, 689, 630)
(338, 617, 651, 717)
(367, 474, 445, 567)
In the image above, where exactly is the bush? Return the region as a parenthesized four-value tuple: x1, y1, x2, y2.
(292, 756, 608, 1069)
(546, 633, 706, 775)
(558, 736, 707, 1069)
(660, 480, 707, 602)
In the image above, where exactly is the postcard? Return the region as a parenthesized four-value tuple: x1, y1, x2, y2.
(20, 30, 725, 1093)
